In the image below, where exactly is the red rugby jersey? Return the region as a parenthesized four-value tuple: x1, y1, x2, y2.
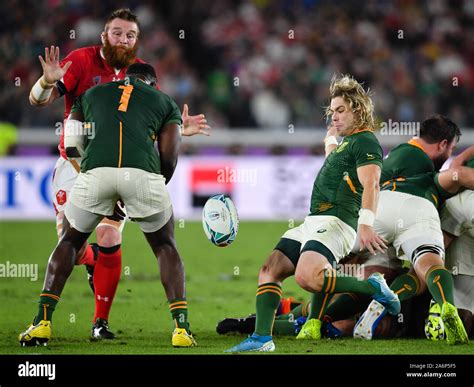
(58, 45, 146, 159)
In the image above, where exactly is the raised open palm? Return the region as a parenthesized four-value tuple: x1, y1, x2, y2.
(38, 46, 72, 84)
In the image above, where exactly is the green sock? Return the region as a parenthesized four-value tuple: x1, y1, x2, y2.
(321, 269, 376, 295)
(425, 266, 454, 305)
(308, 293, 334, 320)
(254, 283, 282, 336)
(169, 298, 189, 331)
(273, 319, 299, 336)
(325, 293, 369, 322)
(389, 273, 419, 302)
(34, 290, 60, 324)
(276, 301, 309, 321)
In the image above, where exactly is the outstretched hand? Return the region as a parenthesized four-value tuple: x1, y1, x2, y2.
(358, 224, 388, 255)
(181, 104, 211, 136)
(39, 46, 71, 85)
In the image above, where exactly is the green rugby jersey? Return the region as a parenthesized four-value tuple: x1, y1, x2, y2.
(310, 130, 383, 230)
(380, 139, 434, 184)
(382, 157, 473, 209)
(381, 173, 453, 209)
(71, 77, 182, 174)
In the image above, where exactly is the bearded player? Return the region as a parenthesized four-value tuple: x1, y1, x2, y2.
(20, 63, 196, 347)
(28, 8, 209, 339)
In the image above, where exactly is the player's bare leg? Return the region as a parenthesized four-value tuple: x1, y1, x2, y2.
(254, 250, 296, 332)
(225, 250, 296, 352)
(144, 215, 185, 301)
(143, 214, 195, 347)
(225, 250, 295, 352)
(320, 264, 400, 338)
(258, 250, 295, 285)
(43, 216, 91, 294)
(57, 210, 98, 292)
(217, 251, 296, 339)
(296, 250, 399, 340)
(19, 217, 91, 346)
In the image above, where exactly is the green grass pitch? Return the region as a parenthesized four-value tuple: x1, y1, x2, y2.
(0, 220, 471, 354)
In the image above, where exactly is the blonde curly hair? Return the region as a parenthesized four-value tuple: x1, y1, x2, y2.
(325, 74, 375, 131)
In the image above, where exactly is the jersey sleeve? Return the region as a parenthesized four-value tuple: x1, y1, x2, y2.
(434, 173, 456, 201)
(59, 50, 83, 94)
(352, 133, 383, 168)
(69, 94, 84, 116)
(163, 97, 182, 126)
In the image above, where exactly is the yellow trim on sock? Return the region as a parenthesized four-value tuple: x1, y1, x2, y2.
(407, 273, 421, 294)
(302, 302, 310, 317)
(256, 289, 282, 297)
(330, 269, 337, 293)
(433, 277, 447, 304)
(324, 269, 333, 293)
(425, 265, 446, 279)
(169, 301, 187, 308)
(169, 306, 188, 311)
(318, 294, 330, 320)
(40, 293, 60, 301)
(395, 287, 406, 295)
(257, 284, 282, 293)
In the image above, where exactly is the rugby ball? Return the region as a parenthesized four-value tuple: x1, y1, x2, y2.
(424, 300, 445, 341)
(202, 194, 239, 247)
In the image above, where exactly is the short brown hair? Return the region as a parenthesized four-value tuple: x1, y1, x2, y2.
(104, 8, 140, 34)
(420, 114, 461, 144)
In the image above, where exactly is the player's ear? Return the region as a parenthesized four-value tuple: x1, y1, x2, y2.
(439, 139, 448, 151)
(101, 32, 106, 45)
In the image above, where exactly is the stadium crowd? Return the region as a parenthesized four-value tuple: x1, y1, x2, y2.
(1, 0, 473, 131)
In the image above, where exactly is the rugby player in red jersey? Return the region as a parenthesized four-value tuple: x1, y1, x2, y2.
(28, 8, 209, 339)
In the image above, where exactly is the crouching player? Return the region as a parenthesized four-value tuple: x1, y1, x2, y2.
(226, 74, 400, 353)
(437, 157, 474, 338)
(353, 164, 473, 344)
(19, 63, 196, 347)
(217, 249, 404, 338)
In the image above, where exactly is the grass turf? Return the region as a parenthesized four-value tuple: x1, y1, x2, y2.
(0, 221, 471, 354)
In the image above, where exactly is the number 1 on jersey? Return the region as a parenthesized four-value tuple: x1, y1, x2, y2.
(118, 85, 134, 112)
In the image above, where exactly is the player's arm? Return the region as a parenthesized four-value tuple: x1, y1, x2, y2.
(357, 164, 387, 254)
(180, 103, 211, 136)
(450, 145, 474, 168)
(324, 122, 338, 157)
(64, 110, 85, 159)
(29, 46, 72, 107)
(158, 123, 181, 184)
(436, 166, 474, 194)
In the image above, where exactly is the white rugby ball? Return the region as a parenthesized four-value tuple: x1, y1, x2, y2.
(202, 194, 239, 247)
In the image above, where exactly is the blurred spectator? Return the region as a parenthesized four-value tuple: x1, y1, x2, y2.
(0, 121, 17, 156)
(1, 0, 473, 131)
